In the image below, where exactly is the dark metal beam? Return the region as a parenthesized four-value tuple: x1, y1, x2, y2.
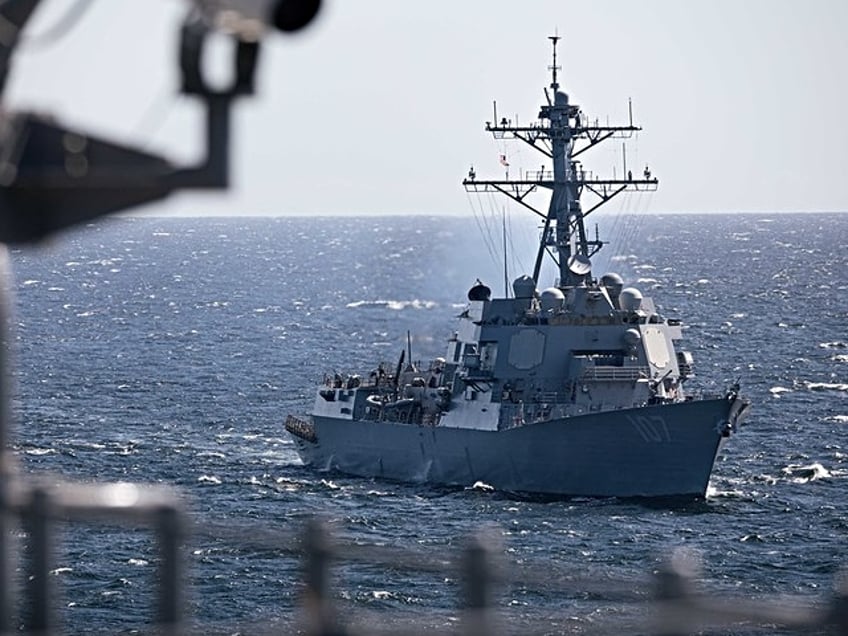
(583, 184, 627, 216)
(513, 133, 552, 158)
(485, 124, 641, 136)
(463, 180, 546, 220)
(572, 130, 616, 158)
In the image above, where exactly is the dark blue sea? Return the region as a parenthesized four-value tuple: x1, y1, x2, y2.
(8, 212, 848, 634)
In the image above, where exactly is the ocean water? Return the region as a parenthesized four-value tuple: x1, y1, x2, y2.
(7, 212, 848, 633)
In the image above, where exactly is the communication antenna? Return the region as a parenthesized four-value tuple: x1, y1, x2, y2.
(502, 207, 509, 297)
(548, 33, 561, 91)
(567, 254, 592, 276)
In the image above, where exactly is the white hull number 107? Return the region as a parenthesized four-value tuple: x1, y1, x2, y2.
(627, 414, 671, 443)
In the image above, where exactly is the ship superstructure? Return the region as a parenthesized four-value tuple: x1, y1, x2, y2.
(285, 37, 749, 498)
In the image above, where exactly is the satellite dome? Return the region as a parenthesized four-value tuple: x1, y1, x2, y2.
(601, 272, 623, 288)
(601, 272, 624, 303)
(512, 275, 536, 299)
(623, 328, 642, 351)
(467, 280, 491, 301)
(619, 287, 643, 311)
(540, 287, 565, 312)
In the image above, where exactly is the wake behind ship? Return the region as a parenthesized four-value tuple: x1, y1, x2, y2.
(285, 36, 750, 498)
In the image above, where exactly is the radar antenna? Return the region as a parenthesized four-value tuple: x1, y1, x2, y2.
(463, 35, 659, 288)
(548, 34, 561, 91)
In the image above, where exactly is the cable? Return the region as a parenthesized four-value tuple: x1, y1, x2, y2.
(465, 191, 502, 275)
(19, 0, 95, 51)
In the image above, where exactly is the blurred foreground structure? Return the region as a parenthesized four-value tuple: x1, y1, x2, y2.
(0, 0, 317, 632)
(0, 1, 847, 634)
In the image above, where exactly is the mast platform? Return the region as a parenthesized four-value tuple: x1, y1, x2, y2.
(465, 35, 659, 286)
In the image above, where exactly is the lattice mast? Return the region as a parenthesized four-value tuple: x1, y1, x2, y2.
(463, 35, 658, 289)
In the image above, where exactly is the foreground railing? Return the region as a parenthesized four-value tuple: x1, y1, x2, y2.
(192, 519, 848, 636)
(4, 478, 184, 634)
(7, 498, 848, 635)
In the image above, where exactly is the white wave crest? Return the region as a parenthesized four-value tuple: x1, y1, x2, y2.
(769, 386, 791, 397)
(346, 299, 437, 310)
(50, 567, 73, 576)
(25, 447, 56, 456)
(196, 451, 226, 459)
(782, 462, 830, 483)
(819, 341, 847, 349)
(805, 381, 848, 392)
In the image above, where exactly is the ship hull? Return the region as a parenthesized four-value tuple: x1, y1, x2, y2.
(288, 397, 745, 498)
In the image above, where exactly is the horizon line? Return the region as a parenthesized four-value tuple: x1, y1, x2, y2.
(121, 209, 848, 219)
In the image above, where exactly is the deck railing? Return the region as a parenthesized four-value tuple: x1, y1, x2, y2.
(6, 492, 848, 635)
(582, 366, 651, 382)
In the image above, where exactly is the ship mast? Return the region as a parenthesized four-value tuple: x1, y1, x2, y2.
(463, 36, 658, 289)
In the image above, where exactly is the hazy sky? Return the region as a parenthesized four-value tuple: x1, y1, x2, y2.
(6, 0, 848, 216)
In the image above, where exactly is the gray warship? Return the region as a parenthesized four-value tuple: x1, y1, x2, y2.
(286, 36, 750, 498)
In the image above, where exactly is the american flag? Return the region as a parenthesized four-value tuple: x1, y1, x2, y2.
(499, 154, 509, 167)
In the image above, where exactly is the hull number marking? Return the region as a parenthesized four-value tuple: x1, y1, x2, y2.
(627, 414, 671, 443)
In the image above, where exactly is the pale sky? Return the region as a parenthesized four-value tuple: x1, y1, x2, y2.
(6, 0, 848, 216)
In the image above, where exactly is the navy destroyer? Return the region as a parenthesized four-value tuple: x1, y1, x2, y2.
(286, 37, 749, 498)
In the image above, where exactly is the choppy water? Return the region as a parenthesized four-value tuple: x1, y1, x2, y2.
(7, 212, 848, 633)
